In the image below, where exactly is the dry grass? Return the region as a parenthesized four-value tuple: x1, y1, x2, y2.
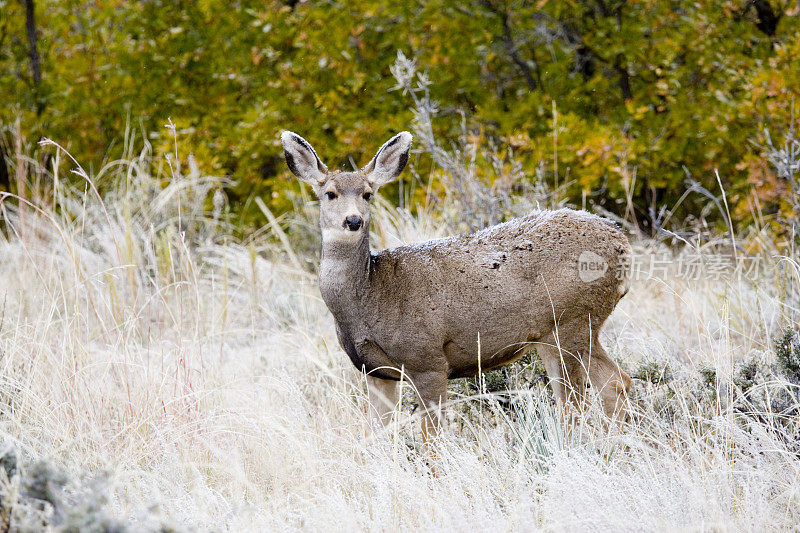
(1, 141, 799, 531)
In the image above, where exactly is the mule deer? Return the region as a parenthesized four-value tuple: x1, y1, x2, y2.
(281, 130, 632, 441)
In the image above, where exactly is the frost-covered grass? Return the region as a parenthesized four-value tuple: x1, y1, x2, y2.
(1, 143, 799, 531)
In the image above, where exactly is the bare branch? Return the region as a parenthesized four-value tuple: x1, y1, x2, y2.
(24, 0, 41, 86)
(480, 0, 540, 91)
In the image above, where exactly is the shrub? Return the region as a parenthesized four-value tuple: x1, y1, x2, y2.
(633, 360, 673, 385)
(0, 444, 173, 532)
(775, 329, 800, 383)
(699, 367, 717, 390)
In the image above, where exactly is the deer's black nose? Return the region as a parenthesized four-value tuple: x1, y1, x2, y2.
(345, 216, 363, 231)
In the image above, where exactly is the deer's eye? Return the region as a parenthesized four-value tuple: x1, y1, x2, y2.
(363, 192, 373, 201)
(325, 191, 337, 200)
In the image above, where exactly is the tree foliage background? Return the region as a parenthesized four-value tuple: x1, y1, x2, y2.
(2, 0, 799, 232)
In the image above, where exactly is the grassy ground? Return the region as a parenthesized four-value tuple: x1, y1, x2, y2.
(1, 144, 799, 531)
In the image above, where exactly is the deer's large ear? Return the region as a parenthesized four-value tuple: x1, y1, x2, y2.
(281, 130, 328, 187)
(363, 131, 413, 188)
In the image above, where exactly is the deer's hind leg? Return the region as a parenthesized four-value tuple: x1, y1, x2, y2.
(541, 317, 630, 422)
(536, 330, 589, 421)
(585, 334, 630, 421)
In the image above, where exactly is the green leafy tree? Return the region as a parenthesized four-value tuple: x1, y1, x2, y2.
(1, 0, 798, 232)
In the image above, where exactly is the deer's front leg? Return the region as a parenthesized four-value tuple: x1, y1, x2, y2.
(409, 370, 448, 447)
(366, 375, 400, 427)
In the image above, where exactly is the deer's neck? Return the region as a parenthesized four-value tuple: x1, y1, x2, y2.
(319, 232, 371, 317)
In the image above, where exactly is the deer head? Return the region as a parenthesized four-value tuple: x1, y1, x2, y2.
(281, 131, 413, 242)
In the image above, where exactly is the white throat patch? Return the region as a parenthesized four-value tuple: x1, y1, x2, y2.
(322, 228, 364, 243)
